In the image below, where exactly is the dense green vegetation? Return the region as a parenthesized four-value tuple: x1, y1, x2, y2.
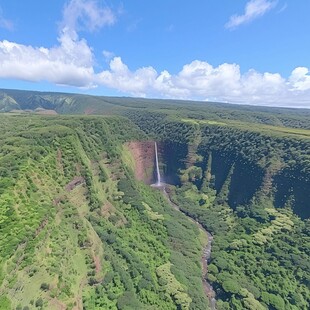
(0, 89, 309, 310)
(0, 115, 209, 309)
(129, 116, 310, 309)
(171, 184, 309, 309)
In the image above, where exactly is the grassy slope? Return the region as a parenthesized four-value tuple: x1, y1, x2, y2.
(181, 118, 310, 139)
(0, 115, 209, 310)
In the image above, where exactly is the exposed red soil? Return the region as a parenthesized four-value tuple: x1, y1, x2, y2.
(53, 196, 65, 206)
(65, 177, 85, 191)
(93, 255, 101, 274)
(126, 141, 156, 184)
(84, 108, 95, 115)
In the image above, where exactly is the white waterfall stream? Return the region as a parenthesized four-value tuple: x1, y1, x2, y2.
(155, 142, 161, 185)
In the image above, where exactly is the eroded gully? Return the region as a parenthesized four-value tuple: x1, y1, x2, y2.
(162, 186, 217, 310)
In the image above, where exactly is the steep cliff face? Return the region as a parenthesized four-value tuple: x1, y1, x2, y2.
(125, 141, 156, 184)
(131, 134, 309, 219)
(173, 147, 267, 209)
(126, 141, 190, 186)
(227, 159, 265, 208)
(161, 141, 189, 185)
(273, 168, 310, 219)
(127, 136, 309, 219)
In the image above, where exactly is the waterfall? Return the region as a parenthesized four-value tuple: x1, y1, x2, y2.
(155, 142, 161, 185)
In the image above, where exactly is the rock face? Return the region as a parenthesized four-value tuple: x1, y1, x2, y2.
(126, 139, 310, 219)
(126, 141, 156, 184)
(126, 141, 186, 186)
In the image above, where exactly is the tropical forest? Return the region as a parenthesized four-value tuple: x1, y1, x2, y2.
(0, 89, 309, 310)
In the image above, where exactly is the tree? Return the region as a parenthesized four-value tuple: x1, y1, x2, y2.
(40, 283, 49, 291)
(117, 291, 141, 310)
(222, 279, 240, 294)
(35, 298, 43, 308)
(261, 292, 285, 310)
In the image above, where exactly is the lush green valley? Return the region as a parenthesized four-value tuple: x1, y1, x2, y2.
(0, 90, 309, 310)
(128, 113, 310, 310)
(0, 115, 209, 309)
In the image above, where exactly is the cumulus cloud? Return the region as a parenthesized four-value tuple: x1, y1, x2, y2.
(289, 67, 310, 91)
(0, 0, 309, 107)
(0, 37, 95, 87)
(225, 0, 277, 29)
(98, 57, 158, 97)
(0, 0, 116, 87)
(96, 57, 310, 107)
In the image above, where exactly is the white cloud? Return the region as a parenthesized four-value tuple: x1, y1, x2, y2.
(62, 0, 115, 35)
(0, 37, 95, 87)
(0, 0, 117, 87)
(98, 57, 158, 97)
(0, 0, 309, 108)
(96, 57, 310, 108)
(226, 0, 277, 29)
(0, 7, 13, 31)
(289, 67, 310, 91)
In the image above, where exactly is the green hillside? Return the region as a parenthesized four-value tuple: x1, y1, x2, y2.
(1, 88, 310, 129)
(0, 90, 309, 310)
(0, 115, 210, 310)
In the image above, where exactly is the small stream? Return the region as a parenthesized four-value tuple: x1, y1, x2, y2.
(152, 142, 216, 309)
(161, 186, 217, 310)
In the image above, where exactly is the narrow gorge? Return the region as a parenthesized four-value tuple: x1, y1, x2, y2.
(154, 141, 217, 308)
(125, 117, 310, 310)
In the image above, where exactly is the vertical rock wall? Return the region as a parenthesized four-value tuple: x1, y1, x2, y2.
(126, 141, 156, 184)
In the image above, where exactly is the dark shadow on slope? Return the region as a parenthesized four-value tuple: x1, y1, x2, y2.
(210, 151, 235, 193)
(228, 160, 264, 209)
(161, 142, 188, 185)
(273, 169, 310, 219)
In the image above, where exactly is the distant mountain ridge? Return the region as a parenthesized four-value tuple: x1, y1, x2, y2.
(1, 88, 310, 129)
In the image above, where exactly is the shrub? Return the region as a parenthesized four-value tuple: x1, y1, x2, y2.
(35, 298, 43, 308)
(40, 282, 49, 291)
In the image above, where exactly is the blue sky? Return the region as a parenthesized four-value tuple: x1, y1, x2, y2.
(0, 0, 309, 107)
